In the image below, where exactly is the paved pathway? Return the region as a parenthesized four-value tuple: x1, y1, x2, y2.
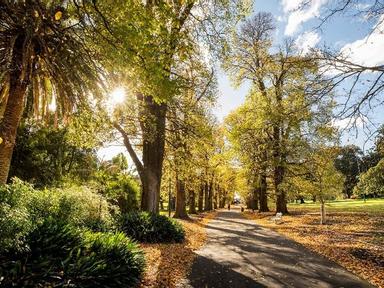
(181, 209, 374, 288)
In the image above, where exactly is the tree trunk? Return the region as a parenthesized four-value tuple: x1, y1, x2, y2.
(139, 95, 167, 213)
(198, 184, 204, 212)
(259, 173, 269, 212)
(273, 124, 287, 214)
(252, 187, 259, 211)
(219, 190, 226, 208)
(274, 165, 288, 214)
(320, 200, 326, 225)
(189, 189, 197, 214)
(204, 181, 209, 211)
(272, 79, 288, 214)
(213, 185, 218, 210)
(0, 36, 30, 184)
(174, 176, 188, 219)
(207, 181, 213, 210)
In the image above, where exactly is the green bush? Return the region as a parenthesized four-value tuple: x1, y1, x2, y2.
(107, 174, 140, 213)
(0, 179, 36, 253)
(95, 171, 141, 213)
(119, 212, 185, 243)
(0, 219, 145, 287)
(0, 179, 117, 255)
(0, 218, 84, 286)
(72, 231, 145, 287)
(44, 185, 118, 231)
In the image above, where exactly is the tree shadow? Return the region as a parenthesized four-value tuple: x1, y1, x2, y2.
(185, 255, 267, 288)
(189, 210, 375, 288)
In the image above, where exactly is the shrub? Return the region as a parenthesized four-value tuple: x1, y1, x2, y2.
(45, 185, 118, 231)
(0, 218, 84, 287)
(0, 179, 118, 257)
(119, 212, 185, 243)
(0, 179, 36, 253)
(71, 231, 145, 287)
(95, 171, 140, 213)
(0, 219, 145, 288)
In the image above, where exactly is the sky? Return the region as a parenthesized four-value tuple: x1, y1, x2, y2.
(99, 0, 384, 160)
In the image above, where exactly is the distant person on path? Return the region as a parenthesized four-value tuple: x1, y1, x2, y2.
(227, 203, 231, 211)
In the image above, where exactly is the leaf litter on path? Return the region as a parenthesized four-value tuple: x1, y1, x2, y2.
(244, 210, 384, 288)
(140, 212, 216, 288)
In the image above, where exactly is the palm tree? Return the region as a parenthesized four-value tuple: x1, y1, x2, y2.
(0, 0, 102, 184)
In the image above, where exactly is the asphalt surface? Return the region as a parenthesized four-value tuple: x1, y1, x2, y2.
(180, 208, 374, 288)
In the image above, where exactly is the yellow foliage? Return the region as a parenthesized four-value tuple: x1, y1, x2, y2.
(54, 11, 62, 21)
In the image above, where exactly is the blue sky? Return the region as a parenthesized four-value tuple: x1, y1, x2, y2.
(216, 0, 384, 151)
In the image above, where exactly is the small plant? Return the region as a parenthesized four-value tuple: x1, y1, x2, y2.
(119, 211, 185, 243)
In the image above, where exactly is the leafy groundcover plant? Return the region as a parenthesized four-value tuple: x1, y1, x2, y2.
(119, 211, 185, 243)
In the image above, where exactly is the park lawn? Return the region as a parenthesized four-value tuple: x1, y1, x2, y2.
(140, 212, 216, 287)
(245, 199, 384, 288)
(288, 198, 384, 214)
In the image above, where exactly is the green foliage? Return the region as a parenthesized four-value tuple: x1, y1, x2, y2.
(287, 146, 344, 202)
(334, 145, 363, 198)
(223, 12, 337, 212)
(354, 159, 384, 197)
(0, 0, 103, 120)
(9, 123, 99, 187)
(0, 219, 145, 288)
(119, 212, 185, 243)
(75, 231, 145, 287)
(0, 179, 116, 254)
(105, 174, 140, 213)
(0, 179, 143, 287)
(95, 155, 140, 213)
(0, 179, 35, 253)
(42, 185, 117, 231)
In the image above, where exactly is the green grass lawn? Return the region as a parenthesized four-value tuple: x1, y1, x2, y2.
(288, 198, 384, 214)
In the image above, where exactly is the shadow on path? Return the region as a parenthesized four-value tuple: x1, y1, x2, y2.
(182, 210, 374, 288)
(188, 255, 267, 288)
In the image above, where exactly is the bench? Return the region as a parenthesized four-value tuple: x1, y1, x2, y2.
(270, 212, 283, 224)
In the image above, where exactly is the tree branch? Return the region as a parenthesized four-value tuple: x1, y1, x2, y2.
(113, 122, 144, 179)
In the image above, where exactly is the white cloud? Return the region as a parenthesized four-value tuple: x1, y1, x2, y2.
(282, 0, 328, 36)
(340, 16, 384, 67)
(281, 0, 302, 13)
(295, 31, 320, 54)
(332, 116, 366, 130)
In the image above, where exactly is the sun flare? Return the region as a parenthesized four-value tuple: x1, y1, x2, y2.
(111, 87, 126, 105)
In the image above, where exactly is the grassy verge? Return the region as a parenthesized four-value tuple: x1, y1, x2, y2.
(245, 199, 384, 288)
(288, 198, 384, 214)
